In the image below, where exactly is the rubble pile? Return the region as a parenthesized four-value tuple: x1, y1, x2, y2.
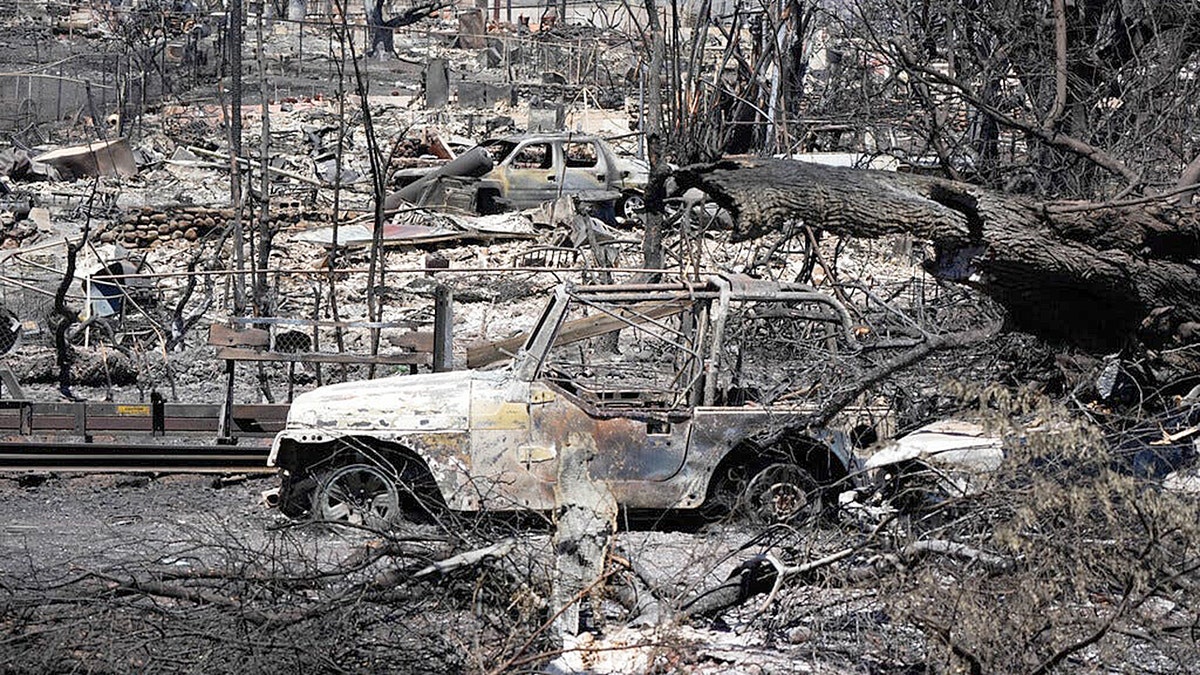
(0, 208, 39, 249)
(96, 202, 326, 248)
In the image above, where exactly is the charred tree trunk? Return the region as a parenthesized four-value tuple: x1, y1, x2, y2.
(365, 0, 449, 58)
(675, 159, 1200, 350)
(640, 0, 666, 271)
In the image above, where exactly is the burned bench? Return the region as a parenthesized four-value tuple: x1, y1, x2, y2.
(208, 319, 441, 440)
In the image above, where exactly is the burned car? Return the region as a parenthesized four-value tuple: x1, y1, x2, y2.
(387, 133, 649, 222)
(866, 391, 1200, 510)
(269, 274, 867, 526)
(864, 419, 1005, 510)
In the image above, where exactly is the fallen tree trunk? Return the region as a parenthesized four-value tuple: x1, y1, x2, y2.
(674, 159, 1200, 349)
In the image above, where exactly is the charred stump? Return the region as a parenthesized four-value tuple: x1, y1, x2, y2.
(552, 432, 617, 639)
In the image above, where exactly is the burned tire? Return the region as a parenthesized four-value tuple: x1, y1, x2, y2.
(312, 463, 401, 528)
(737, 462, 822, 525)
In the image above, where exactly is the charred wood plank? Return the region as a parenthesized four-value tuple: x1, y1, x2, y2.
(466, 300, 690, 368)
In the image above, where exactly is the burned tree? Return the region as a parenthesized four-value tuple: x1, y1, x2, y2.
(365, 0, 451, 58)
(790, 2, 1200, 199)
(675, 158, 1200, 352)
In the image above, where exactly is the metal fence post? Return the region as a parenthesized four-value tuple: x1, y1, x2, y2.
(433, 284, 453, 372)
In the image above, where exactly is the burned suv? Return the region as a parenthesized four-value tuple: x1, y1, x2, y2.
(390, 133, 649, 222)
(269, 275, 864, 525)
(473, 133, 648, 218)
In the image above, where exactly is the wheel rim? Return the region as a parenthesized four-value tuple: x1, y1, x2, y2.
(741, 463, 818, 523)
(621, 193, 644, 222)
(314, 464, 400, 528)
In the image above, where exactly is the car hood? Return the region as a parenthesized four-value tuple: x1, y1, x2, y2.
(285, 370, 508, 433)
(866, 419, 1004, 472)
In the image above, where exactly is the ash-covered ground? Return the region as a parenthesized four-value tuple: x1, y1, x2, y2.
(0, 471, 897, 674)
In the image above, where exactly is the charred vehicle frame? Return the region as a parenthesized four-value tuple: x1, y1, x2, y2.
(269, 274, 870, 526)
(388, 133, 649, 222)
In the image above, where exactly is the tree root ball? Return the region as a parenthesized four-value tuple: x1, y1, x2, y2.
(15, 348, 139, 387)
(72, 349, 138, 386)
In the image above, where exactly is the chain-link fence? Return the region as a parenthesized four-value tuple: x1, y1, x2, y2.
(0, 248, 64, 348)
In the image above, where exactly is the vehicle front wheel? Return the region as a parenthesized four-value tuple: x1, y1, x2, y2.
(312, 463, 401, 528)
(737, 462, 822, 525)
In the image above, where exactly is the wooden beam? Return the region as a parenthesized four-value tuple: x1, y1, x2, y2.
(208, 323, 270, 348)
(466, 300, 690, 368)
(215, 347, 431, 366)
(387, 330, 436, 352)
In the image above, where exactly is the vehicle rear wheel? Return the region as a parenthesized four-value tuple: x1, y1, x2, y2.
(617, 191, 644, 224)
(737, 462, 822, 524)
(312, 463, 401, 528)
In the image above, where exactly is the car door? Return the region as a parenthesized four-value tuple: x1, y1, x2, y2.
(523, 290, 704, 507)
(526, 385, 692, 508)
(560, 139, 610, 194)
(500, 140, 559, 208)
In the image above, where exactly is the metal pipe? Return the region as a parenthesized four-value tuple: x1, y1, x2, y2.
(702, 275, 731, 406)
(56, 266, 705, 280)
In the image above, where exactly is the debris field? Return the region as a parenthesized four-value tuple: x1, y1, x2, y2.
(1, 2, 1199, 674)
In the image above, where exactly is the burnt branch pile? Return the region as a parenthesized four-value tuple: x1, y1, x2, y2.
(0, 515, 548, 673)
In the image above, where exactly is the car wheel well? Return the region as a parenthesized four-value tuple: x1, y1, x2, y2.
(277, 437, 444, 520)
(719, 433, 848, 483)
(702, 433, 848, 519)
(476, 187, 505, 215)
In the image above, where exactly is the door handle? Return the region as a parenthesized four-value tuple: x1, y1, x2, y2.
(547, 175, 556, 181)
